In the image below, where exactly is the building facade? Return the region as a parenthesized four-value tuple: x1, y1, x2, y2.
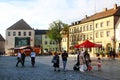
(0, 34, 5, 54)
(35, 30, 59, 54)
(61, 36, 68, 51)
(69, 4, 120, 56)
(5, 19, 34, 55)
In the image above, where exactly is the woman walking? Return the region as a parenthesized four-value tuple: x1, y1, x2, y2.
(52, 52, 60, 72)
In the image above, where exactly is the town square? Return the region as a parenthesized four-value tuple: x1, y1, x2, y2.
(0, 0, 120, 80)
(0, 55, 120, 80)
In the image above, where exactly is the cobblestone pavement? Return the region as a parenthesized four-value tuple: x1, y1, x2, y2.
(0, 55, 119, 80)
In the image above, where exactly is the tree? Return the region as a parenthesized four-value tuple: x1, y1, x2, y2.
(47, 20, 68, 52)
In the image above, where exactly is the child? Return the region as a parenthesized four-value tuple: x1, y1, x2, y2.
(97, 57, 102, 71)
(87, 60, 92, 71)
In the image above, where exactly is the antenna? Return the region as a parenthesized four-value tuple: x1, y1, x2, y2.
(94, 0, 96, 13)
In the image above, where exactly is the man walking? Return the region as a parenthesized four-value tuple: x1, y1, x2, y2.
(21, 50, 26, 67)
(30, 49, 36, 67)
(61, 50, 68, 71)
(16, 50, 23, 67)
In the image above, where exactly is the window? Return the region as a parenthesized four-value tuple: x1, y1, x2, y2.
(90, 34, 92, 40)
(74, 28, 76, 33)
(107, 21, 110, 26)
(79, 27, 81, 32)
(23, 32, 26, 36)
(50, 41, 52, 44)
(45, 35, 47, 39)
(45, 41, 47, 44)
(80, 27, 82, 32)
(90, 25, 92, 30)
(77, 27, 79, 32)
(96, 23, 98, 28)
(8, 32, 10, 36)
(100, 22, 103, 27)
(86, 25, 89, 31)
(96, 32, 98, 38)
(13, 32, 16, 36)
(100, 32, 104, 37)
(18, 32, 21, 36)
(106, 31, 110, 37)
(83, 35, 85, 40)
(83, 26, 85, 31)
(29, 32, 31, 36)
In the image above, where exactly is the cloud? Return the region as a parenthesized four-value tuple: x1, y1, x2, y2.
(0, 0, 120, 38)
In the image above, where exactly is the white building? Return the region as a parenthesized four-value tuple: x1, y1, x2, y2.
(5, 19, 34, 55)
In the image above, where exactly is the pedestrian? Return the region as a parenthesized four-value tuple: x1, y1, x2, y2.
(61, 50, 68, 71)
(84, 50, 91, 71)
(79, 50, 85, 72)
(76, 49, 80, 65)
(109, 48, 113, 60)
(97, 57, 102, 71)
(16, 50, 23, 67)
(30, 49, 36, 67)
(21, 50, 26, 67)
(73, 49, 80, 71)
(51, 52, 60, 72)
(112, 48, 116, 60)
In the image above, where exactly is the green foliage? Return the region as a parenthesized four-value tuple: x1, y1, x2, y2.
(47, 20, 68, 51)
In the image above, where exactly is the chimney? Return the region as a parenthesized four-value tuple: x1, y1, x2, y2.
(85, 15, 88, 19)
(71, 22, 74, 26)
(114, 4, 117, 10)
(104, 8, 107, 11)
(75, 22, 77, 25)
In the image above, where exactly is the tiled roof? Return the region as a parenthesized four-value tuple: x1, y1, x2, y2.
(7, 19, 33, 30)
(0, 34, 5, 41)
(80, 7, 120, 23)
(35, 30, 48, 35)
(71, 5, 120, 25)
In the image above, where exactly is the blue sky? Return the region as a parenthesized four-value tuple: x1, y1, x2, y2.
(0, 0, 120, 38)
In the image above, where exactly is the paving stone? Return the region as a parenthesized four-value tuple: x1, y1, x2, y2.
(0, 55, 119, 80)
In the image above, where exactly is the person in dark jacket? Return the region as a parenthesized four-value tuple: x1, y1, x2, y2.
(21, 50, 26, 67)
(61, 50, 68, 71)
(76, 50, 80, 66)
(84, 50, 91, 71)
(52, 52, 60, 72)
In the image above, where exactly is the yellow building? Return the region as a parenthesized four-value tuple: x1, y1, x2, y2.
(69, 4, 120, 56)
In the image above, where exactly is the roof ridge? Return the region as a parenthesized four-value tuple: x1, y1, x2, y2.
(0, 34, 5, 41)
(71, 5, 120, 25)
(7, 19, 33, 30)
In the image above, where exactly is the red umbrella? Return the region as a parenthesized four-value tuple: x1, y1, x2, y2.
(74, 40, 102, 48)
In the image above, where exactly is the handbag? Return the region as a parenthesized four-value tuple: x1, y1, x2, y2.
(51, 57, 57, 63)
